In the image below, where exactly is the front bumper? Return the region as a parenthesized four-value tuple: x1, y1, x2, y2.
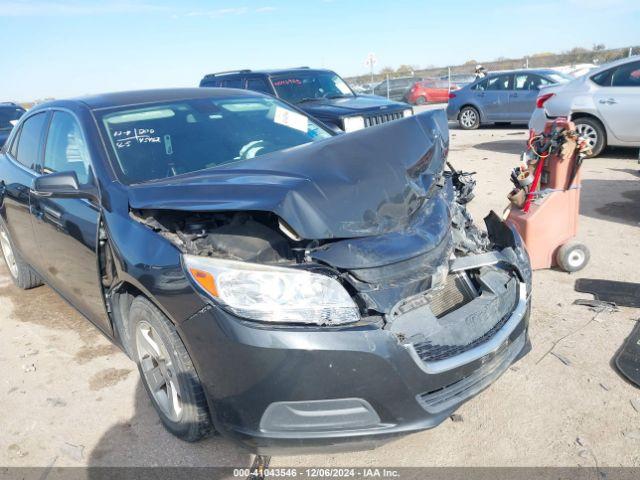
(179, 259, 532, 455)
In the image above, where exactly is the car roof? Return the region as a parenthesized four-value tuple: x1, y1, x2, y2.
(204, 68, 335, 79)
(484, 68, 561, 77)
(35, 88, 263, 111)
(588, 55, 640, 75)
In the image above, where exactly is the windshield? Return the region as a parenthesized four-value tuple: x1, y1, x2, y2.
(271, 71, 355, 103)
(0, 106, 26, 131)
(99, 96, 332, 184)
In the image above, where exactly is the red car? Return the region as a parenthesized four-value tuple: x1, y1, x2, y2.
(405, 78, 454, 105)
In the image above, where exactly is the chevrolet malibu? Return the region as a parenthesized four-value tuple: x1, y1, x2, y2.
(0, 88, 532, 454)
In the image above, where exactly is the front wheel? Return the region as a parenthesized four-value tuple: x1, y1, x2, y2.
(574, 117, 606, 157)
(459, 106, 480, 130)
(415, 95, 427, 105)
(129, 296, 212, 442)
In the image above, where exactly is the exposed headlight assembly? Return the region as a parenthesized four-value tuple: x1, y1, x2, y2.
(342, 115, 365, 132)
(183, 255, 360, 325)
(402, 108, 413, 117)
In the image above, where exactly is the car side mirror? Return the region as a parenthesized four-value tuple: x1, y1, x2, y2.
(32, 171, 98, 201)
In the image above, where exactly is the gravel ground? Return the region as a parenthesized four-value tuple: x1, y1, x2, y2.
(1, 109, 639, 469)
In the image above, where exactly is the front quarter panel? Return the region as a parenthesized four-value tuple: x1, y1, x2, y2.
(102, 183, 206, 323)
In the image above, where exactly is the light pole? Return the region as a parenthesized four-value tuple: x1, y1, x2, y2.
(365, 53, 377, 85)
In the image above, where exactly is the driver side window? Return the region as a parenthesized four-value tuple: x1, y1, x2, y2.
(43, 111, 93, 184)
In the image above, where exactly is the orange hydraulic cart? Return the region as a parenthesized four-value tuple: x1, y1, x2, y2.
(506, 118, 591, 272)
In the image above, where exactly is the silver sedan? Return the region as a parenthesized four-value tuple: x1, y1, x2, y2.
(529, 56, 640, 157)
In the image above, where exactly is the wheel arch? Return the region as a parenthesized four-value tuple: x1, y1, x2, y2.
(570, 112, 608, 143)
(108, 281, 144, 358)
(570, 112, 608, 155)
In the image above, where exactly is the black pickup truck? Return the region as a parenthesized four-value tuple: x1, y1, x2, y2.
(0, 103, 26, 147)
(200, 68, 412, 133)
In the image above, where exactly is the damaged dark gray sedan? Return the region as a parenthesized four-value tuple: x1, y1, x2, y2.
(0, 88, 532, 454)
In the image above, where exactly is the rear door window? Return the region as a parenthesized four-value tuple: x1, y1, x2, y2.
(221, 77, 243, 88)
(14, 112, 47, 170)
(246, 77, 272, 94)
(611, 61, 640, 87)
(515, 74, 548, 91)
(205, 77, 243, 88)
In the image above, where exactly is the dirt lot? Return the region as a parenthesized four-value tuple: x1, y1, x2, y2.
(1, 113, 640, 469)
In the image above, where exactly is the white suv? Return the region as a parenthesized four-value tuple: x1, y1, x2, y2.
(529, 56, 640, 157)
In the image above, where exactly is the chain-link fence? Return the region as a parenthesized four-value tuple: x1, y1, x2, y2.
(348, 45, 639, 101)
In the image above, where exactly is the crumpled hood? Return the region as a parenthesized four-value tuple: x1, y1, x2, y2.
(300, 95, 408, 117)
(128, 110, 449, 240)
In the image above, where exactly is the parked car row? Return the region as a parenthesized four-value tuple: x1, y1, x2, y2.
(446, 69, 574, 129)
(444, 57, 640, 157)
(371, 75, 472, 105)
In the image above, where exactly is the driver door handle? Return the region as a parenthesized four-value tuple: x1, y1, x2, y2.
(599, 98, 617, 105)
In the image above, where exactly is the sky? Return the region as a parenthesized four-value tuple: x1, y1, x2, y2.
(1, 0, 639, 101)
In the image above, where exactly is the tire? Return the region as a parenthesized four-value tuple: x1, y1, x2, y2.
(459, 106, 480, 130)
(556, 242, 590, 273)
(129, 296, 212, 442)
(415, 95, 427, 105)
(574, 117, 606, 157)
(0, 220, 42, 289)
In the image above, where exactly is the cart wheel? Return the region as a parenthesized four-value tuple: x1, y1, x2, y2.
(556, 242, 590, 272)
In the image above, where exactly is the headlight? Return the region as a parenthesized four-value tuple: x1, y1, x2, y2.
(403, 109, 413, 117)
(183, 255, 360, 325)
(342, 115, 365, 132)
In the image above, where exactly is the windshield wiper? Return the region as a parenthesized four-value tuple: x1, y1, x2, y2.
(297, 97, 320, 103)
(326, 94, 352, 99)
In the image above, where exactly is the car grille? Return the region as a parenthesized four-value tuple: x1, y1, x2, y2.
(414, 312, 511, 362)
(412, 278, 519, 363)
(364, 111, 404, 128)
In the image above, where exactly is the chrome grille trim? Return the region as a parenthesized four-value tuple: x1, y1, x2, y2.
(363, 111, 404, 128)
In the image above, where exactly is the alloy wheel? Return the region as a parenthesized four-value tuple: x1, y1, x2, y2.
(460, 109, 477, 128)
(0, 225, 18, 279)
(575, 123, 598, 150)
(135, 320, 183, 422)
